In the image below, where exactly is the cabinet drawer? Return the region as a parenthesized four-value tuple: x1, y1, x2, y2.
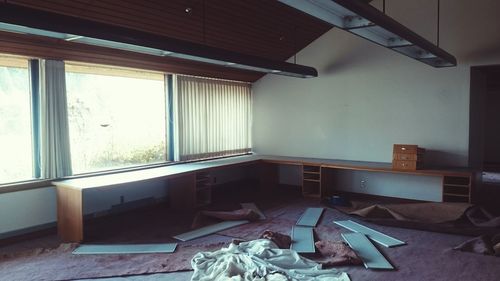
(393, 153, 420, 161)
(392, 160, 420, 170)
(393, 144, 424, 154)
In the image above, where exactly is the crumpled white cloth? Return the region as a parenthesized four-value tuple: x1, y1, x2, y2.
(191, 239, 350, 281)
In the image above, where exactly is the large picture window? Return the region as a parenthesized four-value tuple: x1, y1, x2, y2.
(1, 56, 253, 187)
(0, 55, 34, 184)
(65, 63, 167, 174)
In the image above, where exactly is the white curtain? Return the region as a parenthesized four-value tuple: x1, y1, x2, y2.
(40, 60, 72, 178)
(173, 75, 252, 161)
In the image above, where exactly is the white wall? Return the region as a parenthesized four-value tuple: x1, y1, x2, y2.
(253, 0, 500, 198)
(0, 187, 56, 235)
(254, 0, 500, 167)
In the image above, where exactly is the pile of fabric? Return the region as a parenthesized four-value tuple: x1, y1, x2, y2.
(191, 238, 351, 281)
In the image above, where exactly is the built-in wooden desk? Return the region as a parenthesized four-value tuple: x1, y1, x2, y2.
(53, 154, 472, 242)
(53, 155, 262, 242)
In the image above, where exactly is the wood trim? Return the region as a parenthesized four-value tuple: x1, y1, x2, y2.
(0, 180, 53, 194)
(0, 31, 262, 82)
(56, 186, 83, 242)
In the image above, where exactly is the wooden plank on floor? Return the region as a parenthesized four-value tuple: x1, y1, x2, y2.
(334, 220, 406, 248)
(290, 226, 315, 253)
(341, 232, 394, 270)
(241, 202, 266, 220)
(296, 207, 324, 227)
(173, 220, 249, 242)
(72, 243, 177, 254)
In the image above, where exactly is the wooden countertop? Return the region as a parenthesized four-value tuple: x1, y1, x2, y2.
(53, 154, 472, 190)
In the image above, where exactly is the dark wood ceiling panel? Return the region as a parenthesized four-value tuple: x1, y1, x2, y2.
(3, 0, 332, 81)
(204, 1, 331, 60)
(6, 0, 206, 42)
(0, 31, 262, 82)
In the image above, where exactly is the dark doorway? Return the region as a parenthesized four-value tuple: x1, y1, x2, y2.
(469, 65, 500, 212)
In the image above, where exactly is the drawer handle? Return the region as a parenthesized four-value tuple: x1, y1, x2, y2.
(401, 156, 408, 159)
(401, 147, 406, 151)
(402, 163, 407, 167)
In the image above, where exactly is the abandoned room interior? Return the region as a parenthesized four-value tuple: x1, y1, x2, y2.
(1, 0, 500, 280)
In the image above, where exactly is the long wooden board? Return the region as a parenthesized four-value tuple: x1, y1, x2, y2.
(290, 226, 315, 253)
(334, 220, 406, 248)
(296, 207, 324, 227)
(73, 243, 177, 254)
(341, 232, 394, 270)
(173, 220, 249, 241)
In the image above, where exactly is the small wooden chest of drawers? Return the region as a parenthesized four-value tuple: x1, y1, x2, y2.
(392, 144, 425, 170)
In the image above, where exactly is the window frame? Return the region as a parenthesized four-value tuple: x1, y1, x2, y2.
(0, 58, 253, 193)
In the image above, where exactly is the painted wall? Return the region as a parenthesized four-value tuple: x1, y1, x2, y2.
(253, 0, 500, 198)
(325, 169, 443, 202)
(254, 0, 500, 166)
(0, 187, 56, 236)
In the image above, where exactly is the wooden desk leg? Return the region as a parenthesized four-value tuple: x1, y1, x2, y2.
(56, 186, 83, 242)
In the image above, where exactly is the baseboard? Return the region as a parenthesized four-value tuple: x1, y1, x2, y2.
(0, 222, 56, 246)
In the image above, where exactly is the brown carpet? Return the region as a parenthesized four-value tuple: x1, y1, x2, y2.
(3, 197, 500, 281)
(0, 236, 231, 281)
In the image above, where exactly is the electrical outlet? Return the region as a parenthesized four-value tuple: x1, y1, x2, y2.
(360, 180, 366, 189)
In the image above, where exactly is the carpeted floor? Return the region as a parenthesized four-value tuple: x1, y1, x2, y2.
(1, 188, 500, 281)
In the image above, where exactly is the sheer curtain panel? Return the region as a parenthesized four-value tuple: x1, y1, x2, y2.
(40, 60, 72, 178)
(174, 75, 252, 161)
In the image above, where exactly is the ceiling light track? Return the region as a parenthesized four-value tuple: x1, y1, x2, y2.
(0, 3, 318, 78)
(279, 0, 456, 67)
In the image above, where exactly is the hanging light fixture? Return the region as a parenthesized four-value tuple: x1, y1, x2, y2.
(279, 0, 456, 67)
(0, 3, 318, 78)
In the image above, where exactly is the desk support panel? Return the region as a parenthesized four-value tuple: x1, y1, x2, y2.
(169, 174, 196, 210)
(57, 186, 83, 242)
(259, 162, 279, 192)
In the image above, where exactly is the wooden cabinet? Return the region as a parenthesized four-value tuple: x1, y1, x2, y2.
(392, 144, 425, 171)
(302, 165, 321, 198)
(442, 175, 471, 203)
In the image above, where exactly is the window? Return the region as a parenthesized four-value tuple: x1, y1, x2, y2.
(65, 63, 167, 174)
(1, 57, 253, 187)
(175, 75, 252, 161)
(0, 55, 34, 184)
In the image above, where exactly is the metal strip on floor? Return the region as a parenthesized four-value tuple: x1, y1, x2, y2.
(334, 220, 406, 248)
(173, 220, 249, 241)
(72, 243, 178, 254)
(341, 232, 394, 270)
(290, 225, 315, 253)
(241, 202, 266, 220)
(296, 207, 324, 227)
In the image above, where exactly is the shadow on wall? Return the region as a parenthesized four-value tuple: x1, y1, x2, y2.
(322, 41, 387, 75)
(459, 42, 500, 64)
(424, 149, 468, 168)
